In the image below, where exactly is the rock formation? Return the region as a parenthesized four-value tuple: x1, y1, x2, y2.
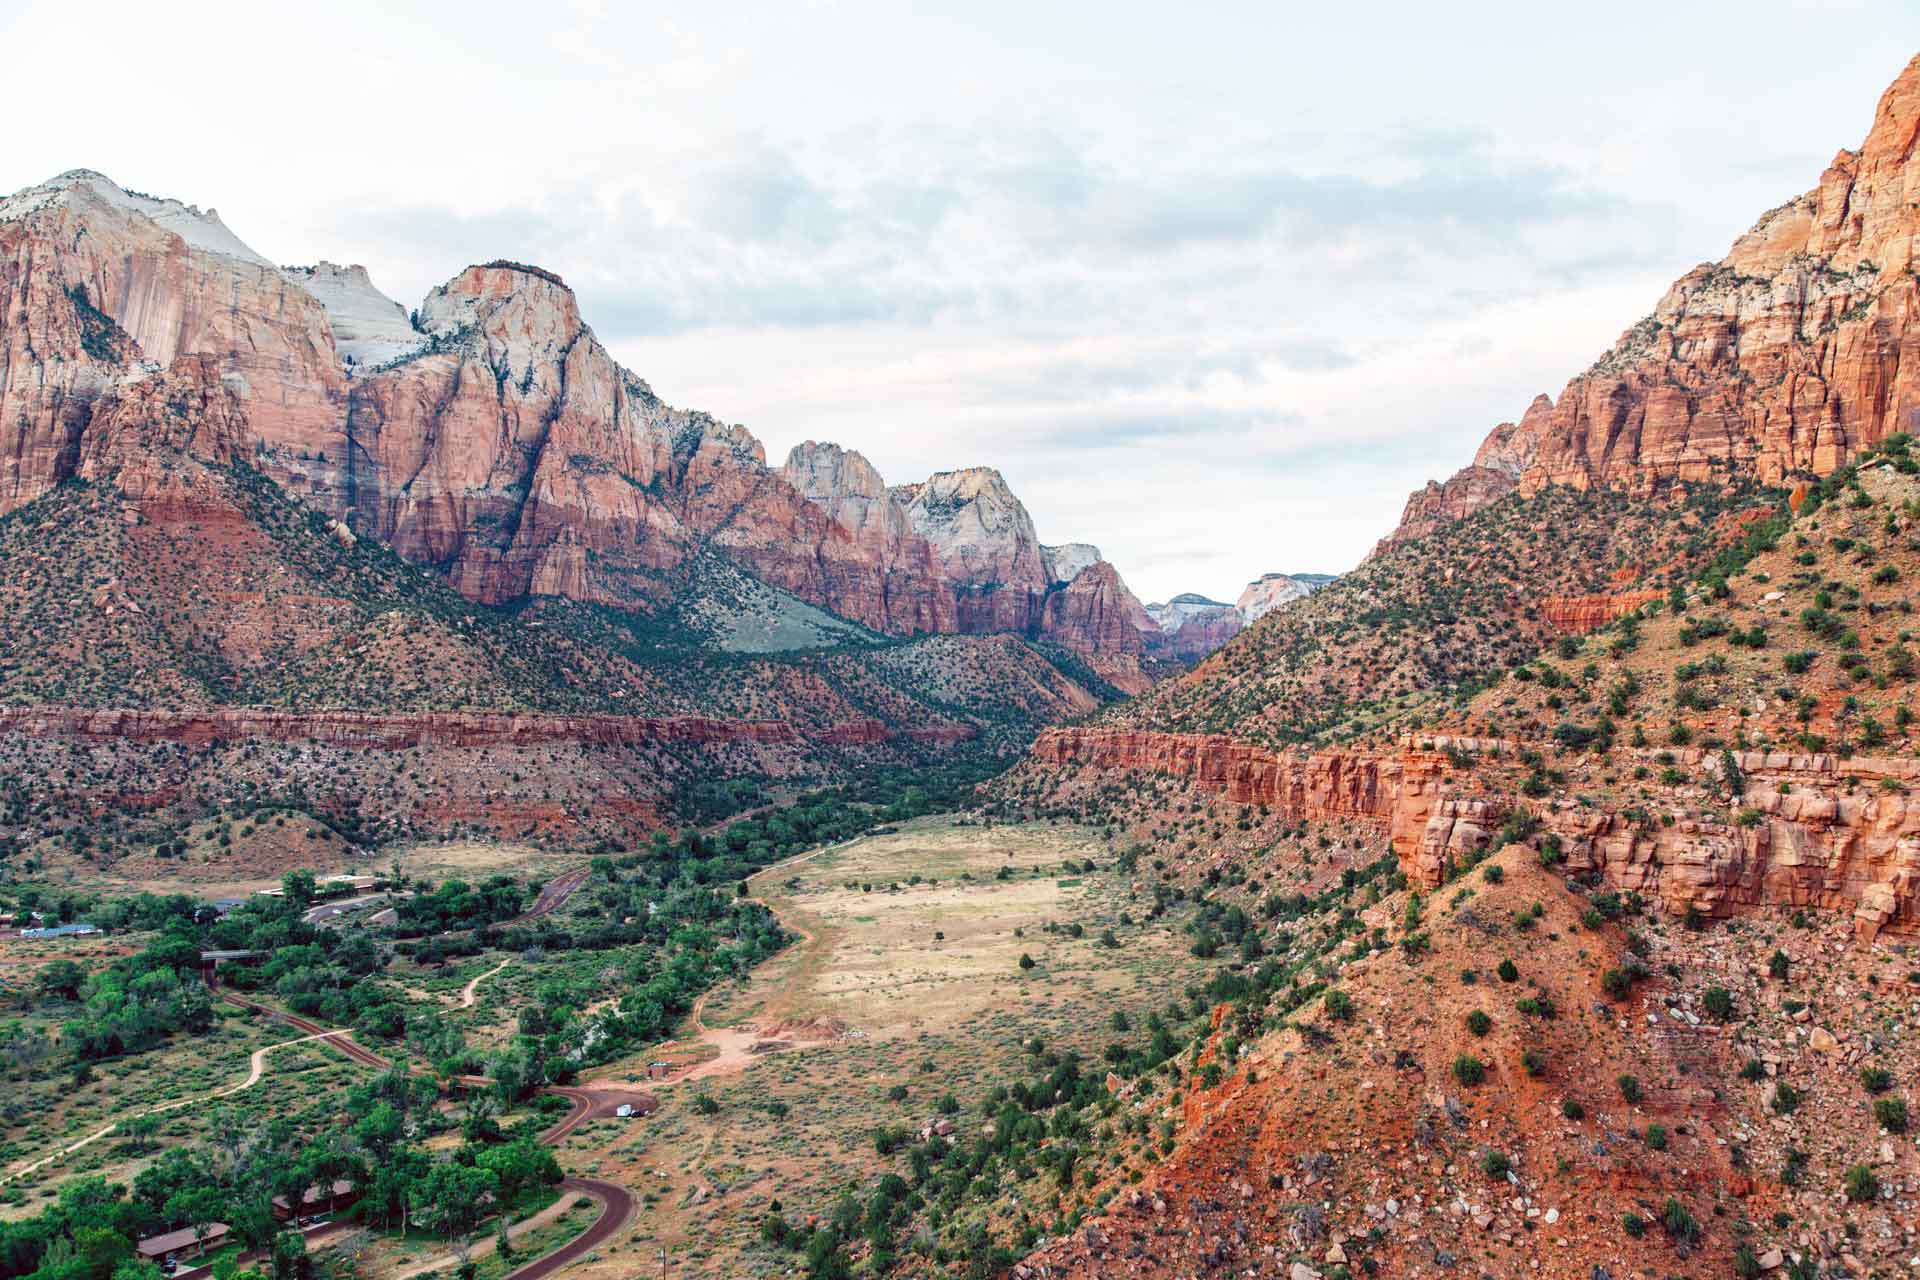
(1383, 53, 1920, 549)
(1538, 589, 1663, 634)
(1142, 594, 1242, 662)
(0, 172, 1151, 669)
(1027, 726, 1920, 940)
(1233, 571, 1336, 624)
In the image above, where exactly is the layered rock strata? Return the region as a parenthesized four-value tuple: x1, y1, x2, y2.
(1028, 726, 1920, 939)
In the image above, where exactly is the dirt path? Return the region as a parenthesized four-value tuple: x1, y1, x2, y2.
(639, 839, 843, 1086)
(0, 1028, 340, 1186)
(459, 959, 512, 1009)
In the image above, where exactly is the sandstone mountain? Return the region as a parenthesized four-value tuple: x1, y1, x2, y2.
(1380, 52, 1920, 554)
(985, 54, 1920, 1280)
(1105, 54, 1920, 750)
(0, 170, 1152, 689)
(0, 168, 1161, 843)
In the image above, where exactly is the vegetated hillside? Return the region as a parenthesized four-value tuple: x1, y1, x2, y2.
(0, 456, 1103, 733)
(1112, 482, 1774, 747)
(1021, 838, 1916, 1279)
(972, 448, 1920, 1280)
(0, 421, 1115, 854)
(1437, 445, 1920, 762)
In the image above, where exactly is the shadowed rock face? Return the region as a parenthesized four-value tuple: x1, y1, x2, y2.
(0, 178, 1149, 668)
(1382, 53, 1920, 550)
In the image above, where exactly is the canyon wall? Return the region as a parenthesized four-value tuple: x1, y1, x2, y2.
(0, 707, 976, 751)
(1027, 726, 1920, 939)
(1380, 54, 1920, 551)
(0, 176, 1153, 671)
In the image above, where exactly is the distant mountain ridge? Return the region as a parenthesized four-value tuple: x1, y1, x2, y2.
(0, 169, 1168, 690)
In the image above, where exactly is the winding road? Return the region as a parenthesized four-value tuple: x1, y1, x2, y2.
(212, 990, 646, 1280)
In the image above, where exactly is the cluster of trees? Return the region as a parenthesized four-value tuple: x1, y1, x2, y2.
(680, 759, 1007, 849)
(32, 877, 393, 1066)
(0, 1070, 562, 1280)
(390, 876, 526, 938)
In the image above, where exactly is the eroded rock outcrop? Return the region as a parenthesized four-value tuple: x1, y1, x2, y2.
(1539, 590, 1663, 634)
(1383, 55, 1920, 548)
(1028, 727, 1920, 938)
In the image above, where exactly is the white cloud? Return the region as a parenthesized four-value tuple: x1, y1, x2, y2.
(0, 0, 1910, 600)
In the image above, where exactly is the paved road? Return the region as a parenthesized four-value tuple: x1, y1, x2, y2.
(500, 1178, 632, 1280)
(210, 994, 644, 1280)
(302, 893, 392, 925)
(511, 867, 590, 925)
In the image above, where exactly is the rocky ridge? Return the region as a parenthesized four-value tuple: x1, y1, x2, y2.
(1381, 54, 1920, 552)
(0, 175, 1157, 681)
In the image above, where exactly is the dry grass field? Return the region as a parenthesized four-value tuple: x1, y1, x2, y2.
(543, 816, 1222, 1280)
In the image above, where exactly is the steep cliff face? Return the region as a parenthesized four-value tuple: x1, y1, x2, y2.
(340, 262, 698, 607)
(0, 171, 1154, 669)
(0, 170, 347, 512)
(1384, 55, 1920, 548)
(777, 441, 957, 633)
(892, 466, 1056, 632)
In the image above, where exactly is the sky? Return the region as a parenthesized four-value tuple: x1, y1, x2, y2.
(1, 1, 1912, 603)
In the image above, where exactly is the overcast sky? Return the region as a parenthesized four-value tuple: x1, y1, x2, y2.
(2, 2, 1911, 603)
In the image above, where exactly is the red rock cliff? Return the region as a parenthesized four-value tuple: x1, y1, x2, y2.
(1027, 726, 1920, 939)
(1382, 54, 1920, 547)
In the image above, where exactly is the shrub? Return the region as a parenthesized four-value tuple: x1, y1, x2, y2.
(1768, 950, 1790, 980)
(1702, 986, 1734, 1020)
(1617, 1074, 1643, 1104)
(1643, 1123, 1668, 1150)
(1497, 958, 1519, 983)
(1771, 1082, 1802, 1114)
(1479, 1149, 1510, 1179)
(693, 1092, 721, 1115)
(1844, 1163, 1880, 1203)
(1514, 995, 1556, 1019)
(1860, 1066, 1893, 1093)
(1323, 989, 1354, 1021)
(1560, 1098, 1584, 1120)
(1874, 1096, 1908, 1133)
(1600, 967, 1632, 1000)
(1521, 1048, 1547, 1077)
(1622, 1213, 1647, 1238)
(1453, 1054, 1487, 1086)
(1661, 1198, 1700, 1242)
(1482, 864, 1504, 884)
(1739, 1059, 1766, 1082)
(1465, 1010, 1492, 1037)
(1018, 953, 1036, 971)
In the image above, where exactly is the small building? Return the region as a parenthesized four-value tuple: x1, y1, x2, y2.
(137, 1224, 230, 1262)
(645, 1060, 674, 1080)
(21, 923, 99, 940)
(271, 1180, 357, 1221)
